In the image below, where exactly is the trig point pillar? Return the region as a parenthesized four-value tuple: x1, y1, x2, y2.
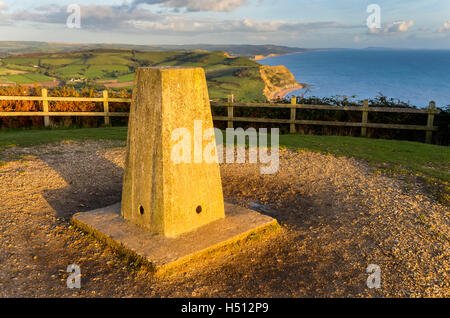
(72, 67, 279, 274)
(121, 67, 225, 237)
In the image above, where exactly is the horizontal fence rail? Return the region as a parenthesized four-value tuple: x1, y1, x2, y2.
(0, 91, 441, 143)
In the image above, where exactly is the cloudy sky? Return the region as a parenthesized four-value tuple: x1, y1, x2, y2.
(0, 0, 449, 48)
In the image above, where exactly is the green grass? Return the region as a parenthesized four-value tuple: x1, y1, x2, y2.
(22, 73, 54, 82)
(2, 57, 39, 65)
(40, 58, 79, 66)
(208, 67, 265, 102)
(54, 65, 89, 78)
(5, 74, 35, 84)
(4, 73, 54, 83)
(85, 54, 132, 66)
(3, 64, 37, 72)
(116, 73, 135, 83)
(0, 67, 17, 75)
(85, 65, 130, 79)
(0, 127, 127, 148)
(133, 51, 184, 65)
(279, 134, 450, 182)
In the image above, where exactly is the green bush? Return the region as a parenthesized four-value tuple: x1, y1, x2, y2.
(212, 94, 449, 145)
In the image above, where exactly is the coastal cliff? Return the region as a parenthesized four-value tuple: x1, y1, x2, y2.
(260, 65, 305, 101)
(252, 54, 280, 61)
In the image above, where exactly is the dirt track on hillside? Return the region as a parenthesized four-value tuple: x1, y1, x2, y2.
(0, 141, 448, 297)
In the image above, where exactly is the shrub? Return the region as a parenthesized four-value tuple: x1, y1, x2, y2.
(0, 86, 131, 129)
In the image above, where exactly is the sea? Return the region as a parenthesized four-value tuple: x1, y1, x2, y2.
(259, 49, 450, 109)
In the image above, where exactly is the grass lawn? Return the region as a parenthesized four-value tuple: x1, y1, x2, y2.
(280, 134, 450, 183)
(22, 73, 54, 82)
(4, 74, 35, 84)
(117, 73, 135, 83)
(0, 127, 448, 192)
(0, 127, 127, 149)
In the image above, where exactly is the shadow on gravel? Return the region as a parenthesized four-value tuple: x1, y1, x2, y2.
(245, 199, 317, 228)
(41, 152, 124, 220)
(224, 191, 320, 231)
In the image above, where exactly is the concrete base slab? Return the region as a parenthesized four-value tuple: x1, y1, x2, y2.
(71, 203, 280, 274)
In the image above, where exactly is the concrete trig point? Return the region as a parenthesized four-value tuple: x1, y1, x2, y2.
(72, 67, 279, 273)
(122, 67, 225, 237)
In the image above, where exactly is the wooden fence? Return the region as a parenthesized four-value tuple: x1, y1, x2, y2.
(0, 90, 441, 143)
(0, 89, 130, 127)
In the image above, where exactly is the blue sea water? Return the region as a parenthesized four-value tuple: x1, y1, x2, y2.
(259, 49, 450, 108)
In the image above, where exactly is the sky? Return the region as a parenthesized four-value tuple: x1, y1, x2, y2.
(0, 0, 449, 49)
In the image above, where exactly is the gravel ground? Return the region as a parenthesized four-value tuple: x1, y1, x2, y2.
(0, 140, 448, 298)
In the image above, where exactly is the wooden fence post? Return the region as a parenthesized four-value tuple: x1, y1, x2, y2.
(361, 99, 369, 137)
(227, 94, 234, 129)
(41, 88, 50, 127)
(426, 101, 436, 144)
(290, 96, 297, 134)
(103, 90, 110, 126)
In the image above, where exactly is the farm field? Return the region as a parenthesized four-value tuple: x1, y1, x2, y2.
(0, 50, 266, 102)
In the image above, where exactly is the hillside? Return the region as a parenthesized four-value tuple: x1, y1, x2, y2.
(0, 49, 305, 102)
(0, 49, 271, 102)
(0, 41, 307, 58)
(260, 65, 304, 100)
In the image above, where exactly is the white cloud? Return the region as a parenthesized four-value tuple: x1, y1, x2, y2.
(0, 1, 8, 11)
(6, 4, 348, 36)
(438, 20, 450, 33)
(130, 17, 346, 34)
(0, 1, 10, 25)
(133, 0, 247, 12)
(369, 20, 414, 35)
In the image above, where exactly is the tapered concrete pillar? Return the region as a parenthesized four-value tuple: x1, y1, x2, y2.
(72, 67, 279, 274)
(121, 67, 225, 237)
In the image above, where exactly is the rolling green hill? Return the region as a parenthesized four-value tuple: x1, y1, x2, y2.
(0, 49, 270, 102)
(0, 41, 307, 58)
